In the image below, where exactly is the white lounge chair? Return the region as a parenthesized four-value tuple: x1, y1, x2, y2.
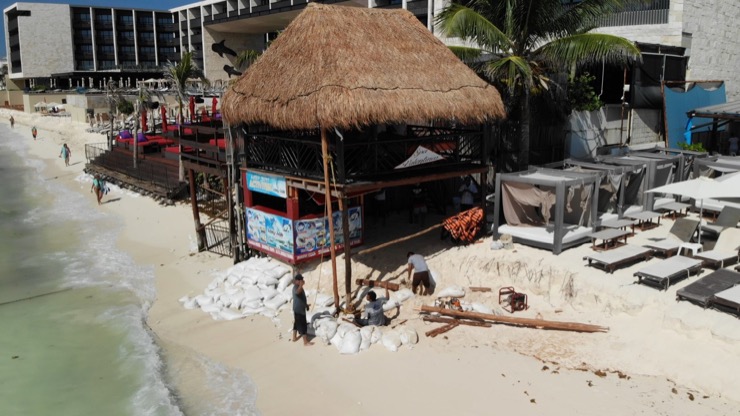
(694, 228, 740, 269)
(700, 206, 740, 240)
(584, 245, 652, 274)
(642, 218, 699, 257)
(634, 256, 703, 290)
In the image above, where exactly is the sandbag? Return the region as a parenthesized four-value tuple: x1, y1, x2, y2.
(277, 274, 293, 291)
(263, 296, 288, 311)
(393, 289, 414, 303)
(200, 303, 222, 314)
(194, 294, 214, 307)
(340, 329, 362, 355)
(360, 326, 380, 351)
(260, 287, 279, 301)
(330, 331, 344, 351)
(182, 297, 198, 310)
(436, 286, 465, 298)
(259, 308, 278, 318)
(314, 293, 334, 307)
(315, 319, 338, 344)
(218, 308, 243, 321)
(382, 331, 402, 352)
(399, 327, 418, 345)
(240, 298, 261, 310)
(382, 299, 400, 312)
(243, 286, 263, 302)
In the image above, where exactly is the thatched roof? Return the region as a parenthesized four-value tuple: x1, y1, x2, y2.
(222, 3, 505, 131)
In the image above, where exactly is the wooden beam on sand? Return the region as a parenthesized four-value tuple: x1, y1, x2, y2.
(469, 287, 492, 292)
(422, 316, 492, 328)
(425, 322, 459, 338)
(355, 223, 442, 256)
(355, 279, 400, 291)
(420, 306, 609, 333)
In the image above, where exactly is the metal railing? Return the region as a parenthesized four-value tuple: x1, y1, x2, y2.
(596, 0, 670, 27)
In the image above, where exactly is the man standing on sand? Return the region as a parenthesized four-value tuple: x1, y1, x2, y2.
(31, 126, 37, 140)
(407, 251, 431, 295)
(9, 116, 14, 128)
(292, 274, 313, 346)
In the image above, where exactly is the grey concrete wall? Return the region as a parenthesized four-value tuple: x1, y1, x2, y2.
(202, 27, 264, 83)
(15, 3, 74, 79)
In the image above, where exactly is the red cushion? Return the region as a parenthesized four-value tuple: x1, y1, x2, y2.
(209, 138, 226, 149)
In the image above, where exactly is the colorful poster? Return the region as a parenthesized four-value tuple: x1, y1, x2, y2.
(246, 172, 287, 198)
(294, 206, 363, 261)
(246, 208, 294, 257)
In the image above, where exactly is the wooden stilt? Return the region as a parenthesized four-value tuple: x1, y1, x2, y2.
(420, 306, 609, 333)
(188, 168, 205, 251)
(321, 128, 340, 311)
(355, 279, 400, 291)
(338, 196, 353, 310)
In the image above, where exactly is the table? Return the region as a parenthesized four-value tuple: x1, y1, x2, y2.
(627, 211, 662, 230)
(587, 228, 631, 251)
(600, 218, 637, 235)
(656, 201, 691, 220)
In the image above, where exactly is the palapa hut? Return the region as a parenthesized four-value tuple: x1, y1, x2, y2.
(222, 3, 505, 307)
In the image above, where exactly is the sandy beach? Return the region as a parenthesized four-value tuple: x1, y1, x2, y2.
(5, 108, 740, 415)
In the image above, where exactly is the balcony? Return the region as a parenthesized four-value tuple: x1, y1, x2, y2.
(74, 35, 93, 43)
(73, 20, 91, 29)
(117, 21, 134, 29)
(189, 18, 201, 28)
(594, 0, 669, 27)
(158, 38, 179, 47)
(159, 52, 181, 62)
(95, 20, 113, 29)
(139, 38, 156, 46)
(76, 52, 94, 59)
(157, 23, 177, 31)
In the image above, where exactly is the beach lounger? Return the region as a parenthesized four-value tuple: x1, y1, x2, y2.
(634, 256, 703, 290)
(676, 269, 740, 307)
(642, 218, 699, 257)
(699, 206, 740, 240)
(694, 229, 740, 269)
(711, 285, 740, 316)
(583, 245, 652, 273)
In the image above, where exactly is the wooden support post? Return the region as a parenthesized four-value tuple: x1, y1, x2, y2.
(420, 305, 609, 333)
(425, 322, 459, 338)
(422, 316, 492, 328)
(188, 168, 205, 251)
(355, 279, 400, 291)
(321, 128, 340, 310)
(338, 196, 353, 310)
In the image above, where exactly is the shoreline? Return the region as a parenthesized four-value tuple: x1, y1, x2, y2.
(5, 108, 739, 415)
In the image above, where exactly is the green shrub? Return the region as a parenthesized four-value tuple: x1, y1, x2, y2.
(117, 99, 134, 115)
(568, 73, 603, 112)
(678, 141, 706, 152)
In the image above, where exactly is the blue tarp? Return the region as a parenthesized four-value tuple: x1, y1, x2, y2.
(664, 83, 726, 149)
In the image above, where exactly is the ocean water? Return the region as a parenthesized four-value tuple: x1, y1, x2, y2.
(0, 125, 258, 416)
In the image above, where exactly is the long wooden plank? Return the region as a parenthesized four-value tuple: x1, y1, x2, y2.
(355, 279, 400, 291)
(469, 287, 492, 292)
(422, 316, 492, 328)
(425, 322, 459, 338)
(420, 306, 608, 333)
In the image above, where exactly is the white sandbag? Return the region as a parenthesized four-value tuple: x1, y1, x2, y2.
(240, 298, 262, 310)
(359, 326, 378, 351)
(263, 266, 289, 281)
(238, 275, 257, 287)
(370, 327, 382, 344)
(337, 322, 358, 338)
(382, 299, 400, 312)
(330, 331, 344, 351)
(224, 286, 241, 296)
(382, 331, 402, 352)
(307, 309, 332, 324)
(471, 302, 494, 315)
(259, 308, 278, 318)
(314, 293, 334, 307)
(263, 296, 288, 311)
(241, 307, 261, 317)
(436, 285, 465, 298)
(399, 327, 418, 345)
(277, 274, 293, 291)
(182, 297, 198, 310)
(243, 286, 263, 302)
(194, 294, 214, 307)
(218, 308, 244, 321)
(200, 303, 222, 314)
(256, 272, 279, 287)
(260, 287, 279, 301)
(316, 320, 338, 345)
(393, 289, 414, 303)
(207, 281, 219, 291)
(178, 295, 190, 304)
(340, 330, 362, 355)
(226, 273, 241, 286)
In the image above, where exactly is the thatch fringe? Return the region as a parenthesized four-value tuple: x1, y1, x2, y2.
(222, 3, 506, 131)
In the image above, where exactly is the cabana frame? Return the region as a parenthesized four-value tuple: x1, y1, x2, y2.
(492, 168, 601, 254)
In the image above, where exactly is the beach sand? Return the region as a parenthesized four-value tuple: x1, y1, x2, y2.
(5, 108, 739, 415)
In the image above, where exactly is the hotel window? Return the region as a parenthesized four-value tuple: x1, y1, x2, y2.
(99, 45, 115, 54)
(157, 17, 172, 25)
(99, 60, 115, 69)
(122, 60, 137, 67)
(120, 46, 135, 54)
(78, 60, 94, 69)
(139, 31, 154, 40)
(79, 29, 92, 38)
(118, 15, 133, 24)
(78, 44, 92, 53)
(120, 31, 134, 40)
(96, 14, 112, 22)
(139, 16, 154, 25)
(158, 32, 175, 40)
(99, 30, 114, 39)
(140, 46, 155, 55)
(75, 13, 90, 21)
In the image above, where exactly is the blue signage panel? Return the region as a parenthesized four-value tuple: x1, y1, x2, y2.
(246, 208, 294, 257)
(246, 172, 287, 198)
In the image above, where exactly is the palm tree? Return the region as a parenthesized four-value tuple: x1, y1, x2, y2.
(235, 49, 260, 70)
(163, 51, 206, 128)
(437, 0, 642, 170)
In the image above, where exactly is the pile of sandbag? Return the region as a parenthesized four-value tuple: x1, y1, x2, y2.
(312, 317, 418, 354)
(178, 257, 295, 321)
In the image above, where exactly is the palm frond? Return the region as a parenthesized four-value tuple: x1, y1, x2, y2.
(235, 50, 261, 70)
(484, 55, 533, 91)
(448, 46, 485, 63)
(535, 33, 641, 70)
(436, 4, 512, 53)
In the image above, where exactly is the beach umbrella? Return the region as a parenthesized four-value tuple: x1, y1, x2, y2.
(141, 110, 148, 133)
(189, 96, 195, 122)
(212, 97, 218, 116)
(160, 105, 168, 132)
(647, 176, 740, 243)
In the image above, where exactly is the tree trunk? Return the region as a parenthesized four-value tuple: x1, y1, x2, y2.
(132, 104, 139, 169)
(518, 88, 530, 170)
